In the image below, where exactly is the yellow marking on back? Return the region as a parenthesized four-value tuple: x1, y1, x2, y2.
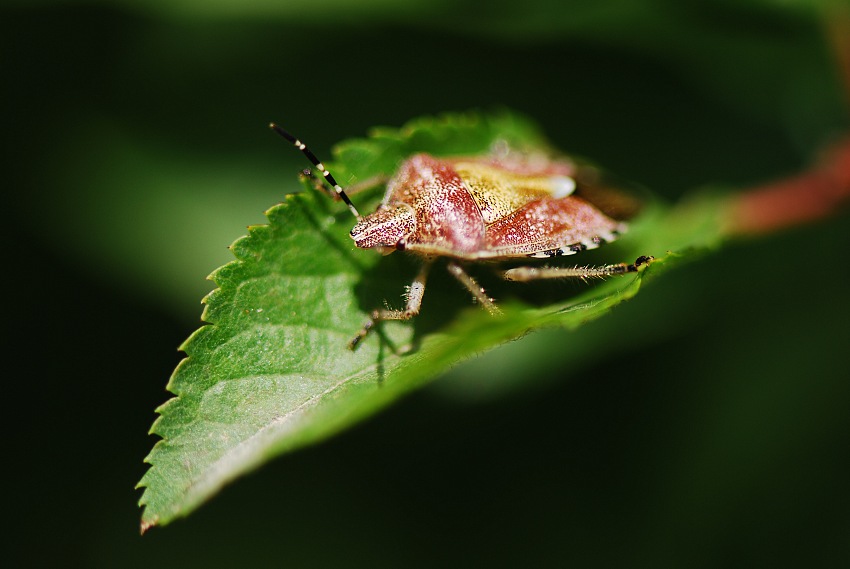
(453, 162, 572, 224)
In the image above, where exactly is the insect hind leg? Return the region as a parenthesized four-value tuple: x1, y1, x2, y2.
(503, 255, 654, 282)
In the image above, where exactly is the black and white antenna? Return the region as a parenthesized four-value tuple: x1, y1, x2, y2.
(269, 123, 362, 220)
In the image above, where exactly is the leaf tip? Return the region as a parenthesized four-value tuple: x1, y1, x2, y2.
(140, 516, 157, 535)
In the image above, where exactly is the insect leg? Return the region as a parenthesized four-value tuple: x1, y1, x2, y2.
(270, 123, 362, 220)
(502, 255, 654, 282)
(298, 169, 337, 199)
(300, 170, 389, 200)
(446, 262, 502, 316)
(348, 259, 434, 350)
(341, 174, 390, 198)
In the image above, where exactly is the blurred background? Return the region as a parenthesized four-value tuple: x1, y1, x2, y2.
(5, 0, 850, 566)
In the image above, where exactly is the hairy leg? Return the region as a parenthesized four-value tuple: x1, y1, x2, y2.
(503, 255, 653, 282)
(349, 259, 434, 350)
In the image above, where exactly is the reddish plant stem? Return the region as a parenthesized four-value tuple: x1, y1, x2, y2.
(726, 6, 850, 236)
(727, 135, 850, 235)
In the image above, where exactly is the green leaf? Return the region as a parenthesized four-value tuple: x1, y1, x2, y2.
(137, 111, 729, 530)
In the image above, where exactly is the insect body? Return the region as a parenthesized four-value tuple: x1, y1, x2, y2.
(271, 123, 651, 349)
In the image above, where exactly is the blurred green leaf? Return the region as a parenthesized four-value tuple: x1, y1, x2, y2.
(137, 111, 728, 530)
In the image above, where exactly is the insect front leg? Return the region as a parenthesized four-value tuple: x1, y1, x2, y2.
(340, 174, 390, 198)
(502, 255, 654, 282)
(348, 259, 434, 350)
(299, 170, 388, 201)
(446, 262, 502, 316)
(298, 169, 337, 199)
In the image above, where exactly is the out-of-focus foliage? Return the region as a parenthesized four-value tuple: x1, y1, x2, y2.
(5, 0, 849, 566)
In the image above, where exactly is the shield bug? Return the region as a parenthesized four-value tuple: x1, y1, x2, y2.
(270, 123, 652, 349)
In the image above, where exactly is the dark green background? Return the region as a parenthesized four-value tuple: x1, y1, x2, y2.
(5, 0, 849, 566)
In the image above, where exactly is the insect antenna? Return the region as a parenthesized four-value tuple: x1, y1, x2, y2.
(269, 123, 362, 220)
